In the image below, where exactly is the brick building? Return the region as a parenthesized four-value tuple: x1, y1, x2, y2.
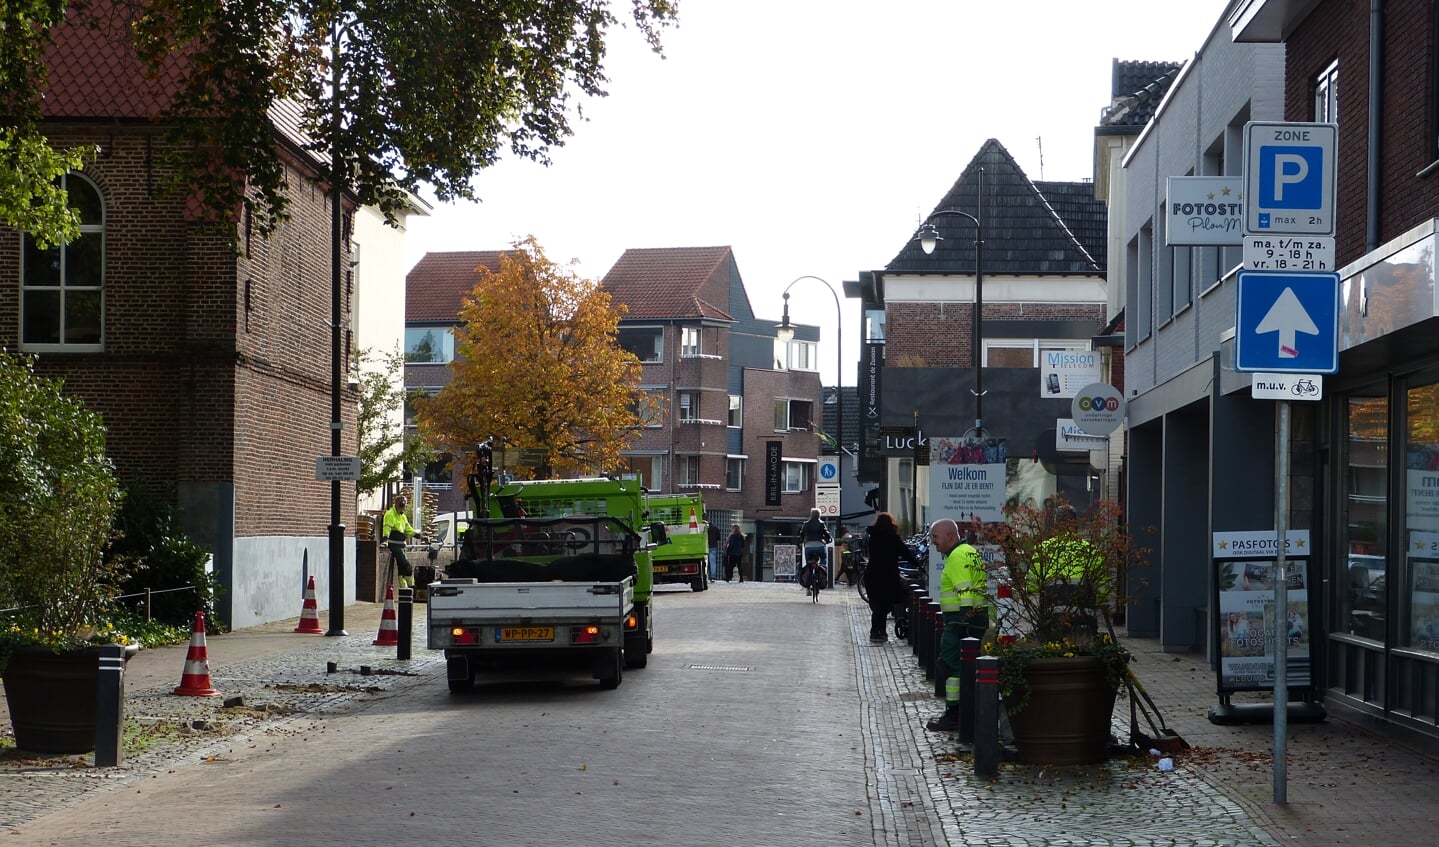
(854, 139, 1109, 535)
(1, 7, 362, 628)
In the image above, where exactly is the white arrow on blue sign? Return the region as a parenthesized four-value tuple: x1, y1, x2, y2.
(1235, 270, 1340, 374)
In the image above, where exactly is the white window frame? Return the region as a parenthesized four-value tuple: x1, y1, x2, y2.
(725, 457, 745, 490)
(405, 326, 455, 364)
(678, 390, 699, 421)
(21, 173, 104, 352)
(782, 461, 812, 494)
(677, 454, 701, 487)
(681, 326, 701, 357)
(1315, 60, 1339, 124)
(982, 338, 1091, 367)
(728, 394, 743, 427)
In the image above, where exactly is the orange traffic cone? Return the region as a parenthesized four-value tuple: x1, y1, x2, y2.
(372, 584, 399, 647)
(688, 507, 699, 532)
(173, 611, 220, 696)
(294, 574, 323, 634)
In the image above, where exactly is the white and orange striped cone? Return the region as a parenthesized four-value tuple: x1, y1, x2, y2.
(372, 584, 399, 647)
(172, 611, 220, 696)
(293, 574, 323, 634)
(688, 507, 699, 532)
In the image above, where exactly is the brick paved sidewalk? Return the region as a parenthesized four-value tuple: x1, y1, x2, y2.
(851, 593, 1439, 846)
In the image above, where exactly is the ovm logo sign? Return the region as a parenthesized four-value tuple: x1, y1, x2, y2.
(1076, 395, 1121, 413)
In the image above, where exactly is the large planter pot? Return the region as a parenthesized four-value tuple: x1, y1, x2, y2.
(1006, 655, 1117, 765)
(2, 643, 137, 754)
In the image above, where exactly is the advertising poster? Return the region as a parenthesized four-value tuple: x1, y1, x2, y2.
(772, 544, 797, 579)
(927, 436, 1006, 524)
(1214, 558, 1311, 691)
(1408, 531, 1439, 652)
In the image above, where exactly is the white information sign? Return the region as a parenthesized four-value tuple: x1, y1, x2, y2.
(1039, 350, 1102, 399)
(814, 485, 840, 518)
(1056, 418, 1109, 452)
(315, 456, 361, 481)
(1243, 235, 1335, 272)
(1212, 529, 1312, 558)
(1250, 372, 1323, 401)
(1166, 176, 1244, 245)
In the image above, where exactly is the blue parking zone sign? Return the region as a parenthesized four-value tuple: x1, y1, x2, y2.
(1235, 271, 1340, 374)
(1244, 122, 1336, 235)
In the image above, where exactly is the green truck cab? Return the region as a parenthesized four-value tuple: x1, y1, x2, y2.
(644, 492, 710, 592)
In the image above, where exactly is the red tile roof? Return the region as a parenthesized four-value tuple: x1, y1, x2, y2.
(42, 3, 181, 119)
(405, 252, 507, 322)
(601, 246, 737, 321)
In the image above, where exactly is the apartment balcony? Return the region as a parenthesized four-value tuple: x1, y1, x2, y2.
(673, 353, 728, 388)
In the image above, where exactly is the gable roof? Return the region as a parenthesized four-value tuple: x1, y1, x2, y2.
(886, 138, 1106, 276)
(601, 246, 739, 321)
(405, 251, 507, 322)
(1100, 59, 1185, 129)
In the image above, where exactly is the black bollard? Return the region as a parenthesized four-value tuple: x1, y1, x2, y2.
(95, 644, 125, 767)
(397, 587, 413, 660)
(959, 637, 980, 744)
(974, 655, 1000, 778)
(928, 601, 944, 680)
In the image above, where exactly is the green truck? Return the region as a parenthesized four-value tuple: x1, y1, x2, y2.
(426, 442, 663, 691)
(644, 492, 711, 592)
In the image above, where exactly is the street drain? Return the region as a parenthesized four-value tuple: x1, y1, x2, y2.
(686, 664, 753, 672)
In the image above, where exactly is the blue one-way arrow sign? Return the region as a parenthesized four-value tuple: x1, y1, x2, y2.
(1235, 270, 1340, 374)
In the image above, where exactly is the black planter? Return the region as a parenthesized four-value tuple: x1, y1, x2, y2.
(2, 643, 137, 754)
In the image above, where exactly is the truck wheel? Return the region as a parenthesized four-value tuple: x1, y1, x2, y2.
(446, 657, 475, 693)
(599, 648, 623, 689)
(624, 635, 649, 669)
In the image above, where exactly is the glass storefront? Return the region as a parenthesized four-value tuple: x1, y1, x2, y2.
(1404, 368, 1439, 654)
(1341, 388, 1388, 642)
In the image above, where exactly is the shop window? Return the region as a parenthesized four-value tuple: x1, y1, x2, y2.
(1404, 369, 1439, 653)
(1342, 388, 1388, 641)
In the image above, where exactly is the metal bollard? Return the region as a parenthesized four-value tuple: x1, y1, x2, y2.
(920, 600, 938, 677)
(95, 644, 125, 767)
(974, 655, 1000, 777)
(397, 587, 413, 661)
(959, 637, 980, 744)
(928, 601, 944, 678)
(909, 586, 925, 654)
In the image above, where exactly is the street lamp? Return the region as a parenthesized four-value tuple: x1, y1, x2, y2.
(776, 274, 843, 481)
(915, 166, 985, 437)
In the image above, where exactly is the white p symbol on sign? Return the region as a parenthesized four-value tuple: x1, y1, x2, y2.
(1273, 154, 1310, 202)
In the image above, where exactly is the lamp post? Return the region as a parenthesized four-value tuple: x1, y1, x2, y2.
(915, 167, 985, 437)
(326, 13, 350, 636)
(776, 275, 843, 513)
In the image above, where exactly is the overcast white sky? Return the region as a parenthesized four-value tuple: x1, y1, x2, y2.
(403, 0, 1232, 383)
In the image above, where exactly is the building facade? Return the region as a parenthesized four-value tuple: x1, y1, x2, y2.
(2, 7, 366, 628)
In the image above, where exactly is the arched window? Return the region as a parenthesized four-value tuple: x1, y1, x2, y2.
(21, 173, 104, 350)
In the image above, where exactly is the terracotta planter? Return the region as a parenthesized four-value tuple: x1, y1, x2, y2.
(1006, 655, 1117, 765)
(2, 643, 138, 754)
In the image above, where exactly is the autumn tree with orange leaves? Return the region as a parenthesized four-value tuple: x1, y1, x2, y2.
(416, 237, 646, 480)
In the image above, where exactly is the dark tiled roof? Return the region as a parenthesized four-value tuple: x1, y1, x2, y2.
(886, 139, 1105, 276)
(405, 252, 507, 322)
(601, 247, 739, 321)
(1100, 59, 1184, 128)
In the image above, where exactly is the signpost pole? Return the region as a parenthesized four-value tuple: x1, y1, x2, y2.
(1273, 400, 1290, 805)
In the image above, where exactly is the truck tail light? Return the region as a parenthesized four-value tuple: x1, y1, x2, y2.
(571, 625, 602, 644)
(451, 626, 479, 645)
(625, 614, 638, 631)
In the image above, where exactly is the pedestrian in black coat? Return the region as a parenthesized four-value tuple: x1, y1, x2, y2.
(865, 512, 921, 642)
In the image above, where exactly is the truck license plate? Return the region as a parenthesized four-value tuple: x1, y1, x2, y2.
(652, 565, 669, 573)
(496, 626, 554, 642)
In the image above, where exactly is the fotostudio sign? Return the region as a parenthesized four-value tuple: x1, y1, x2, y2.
(1166, 176, 1244, 246)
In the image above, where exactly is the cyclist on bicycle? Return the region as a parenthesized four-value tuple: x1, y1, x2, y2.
(799, 508, 831, 589)
(383, 494, 418, 592)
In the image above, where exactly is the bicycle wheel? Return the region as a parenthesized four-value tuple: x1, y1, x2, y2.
(856, 569, 869, 603)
